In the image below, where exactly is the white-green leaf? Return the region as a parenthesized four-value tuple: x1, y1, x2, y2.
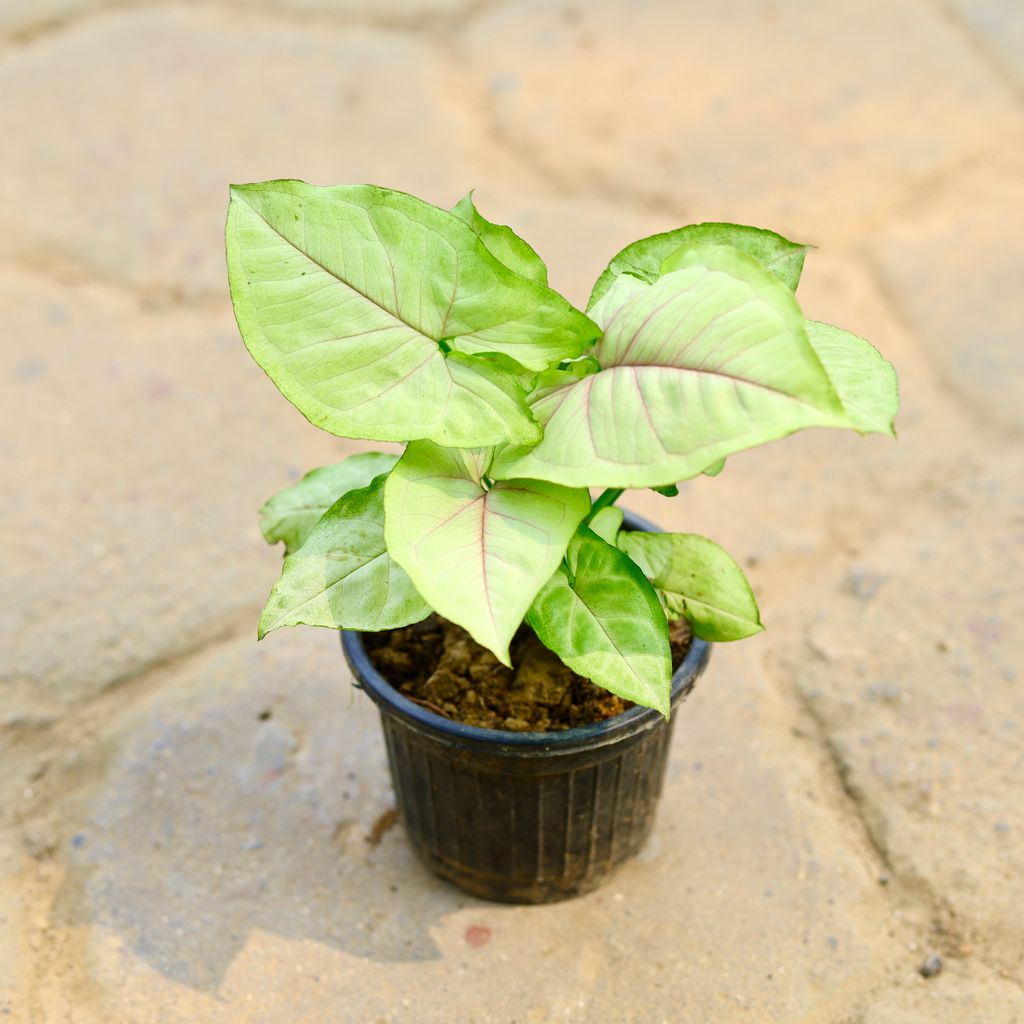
(806, 321, 898, 436)
(588, 221, 808, 309)
(619, 531, 762, 642)
(494, 245, 850, 487)
(259, 474, 429, 638)
(527, 528, 672, 716)
(384, 441, 589, 664)
(452, 192, 548, 285)
(227, 181, 596, 447)
(259, 451, 398, 554)
(588, 506, 624, 544)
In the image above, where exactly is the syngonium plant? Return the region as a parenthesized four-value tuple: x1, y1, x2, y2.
(226, 181, 898, 717)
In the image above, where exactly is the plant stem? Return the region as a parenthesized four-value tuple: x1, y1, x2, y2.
(586, 488, 624, 523)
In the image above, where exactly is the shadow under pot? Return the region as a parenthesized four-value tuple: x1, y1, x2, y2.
(341, 510, 712, 904)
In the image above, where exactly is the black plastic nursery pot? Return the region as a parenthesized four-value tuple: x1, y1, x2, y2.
(341, 512, 712, 904)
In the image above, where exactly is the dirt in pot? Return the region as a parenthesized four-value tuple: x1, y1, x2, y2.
(363, 615, 693, 732)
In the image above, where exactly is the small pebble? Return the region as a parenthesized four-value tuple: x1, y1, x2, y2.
(919, 953, 943, 978)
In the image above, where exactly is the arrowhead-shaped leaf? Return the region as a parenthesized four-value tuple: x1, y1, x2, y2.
(619, 531, 762, 642)
(527, 528, 673, 716)
(588, 221, 808, 309)
(805, 321, 898, 436)
(494, 244, 851, 487)
(452, 192, 548, 285)
(259, 451, 398, 554)
(259, 474, 430, 638)
(227, 181, 597, 447)
(384, 441, 590, 664)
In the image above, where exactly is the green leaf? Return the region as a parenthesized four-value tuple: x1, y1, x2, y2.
(806, 321, 899, 436)
(259, 451, 398, 554)
(619, 531, 762, 642)
(226, 181, 597, 447)
(452, 192, 548, 286)
(588, 222, 808, 309)
(652, 484, 679, 497)
(259, 474, 430, 638)
(527, 528, 672, 716)
(702, 458, 726, 478)
(588, 506, 624, 544)
(384, 441, 590, 664)
(494, 244, 852, 488)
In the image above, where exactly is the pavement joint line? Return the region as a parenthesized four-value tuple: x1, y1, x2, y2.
(0, 0, 517, 55)
(923, 0, 1024, 106)
(0, 0, 131, 52)
(771, 657, 979, 966)
(456, 28, 1024, 246)
(767, 613, 1024, 991)
(873, 145, 1024, 227)
(856, 244, 1024, 442)
(0, 253, 227, 316)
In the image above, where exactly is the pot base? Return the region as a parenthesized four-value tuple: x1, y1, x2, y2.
(379, 707, 678, 904)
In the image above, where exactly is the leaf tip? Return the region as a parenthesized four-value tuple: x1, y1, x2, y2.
(257, 604, 280, 641)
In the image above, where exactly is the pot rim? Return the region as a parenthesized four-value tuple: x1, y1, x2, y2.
(342, 627, 710, 755)
(340, 508, 712, 756)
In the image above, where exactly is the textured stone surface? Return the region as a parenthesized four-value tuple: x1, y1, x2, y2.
(2, 0, 1023, 1019)
(0, 0, 107, 40)
(0, 7, 478, 298)
(26, 630, 917, 1023)
(939, 0, 1024, 91)
(453, 0, 1024, 241)
(0, 271, 346, 708)
(776, 451, 1024, 985)
(857, 957, 1024, 1024)
(874, 164, 1024, 434)
(0, 0, 482, 42)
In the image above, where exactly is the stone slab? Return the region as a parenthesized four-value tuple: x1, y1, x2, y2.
(857, 956, 1024, 1024)
(774, 448, 1024, 984)
(0, 0, 485, 43)
(0, 7, 478, 298)
(0, 270, 349, 708)
(453, 0, 1024, 243)
(940, 0, 1024, 91)
(24, 627, 918, 1022)
(874, 164, 1024, 434)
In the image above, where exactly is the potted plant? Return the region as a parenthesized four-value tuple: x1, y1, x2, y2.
(226, 181, 898, 902)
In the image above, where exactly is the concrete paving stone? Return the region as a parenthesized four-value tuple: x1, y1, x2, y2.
(0, 0, 486, 44)
(0, 838, 28, 1024)
(0, 0, 103, 40)
(214, 0, 480, 23)
(24, 626, 918, 1022)
(772, 447, 1024, 985)
(452, 0, 1024, 244)
(856, 956, 1024, 1024)
(0, 6, 485, 299)
(0, 269, 351, 709)
(940, 0, 1024, 91)
(874, 164, 1024, 435)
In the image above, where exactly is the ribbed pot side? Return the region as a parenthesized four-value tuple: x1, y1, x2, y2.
(341, 511, 712, 904)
